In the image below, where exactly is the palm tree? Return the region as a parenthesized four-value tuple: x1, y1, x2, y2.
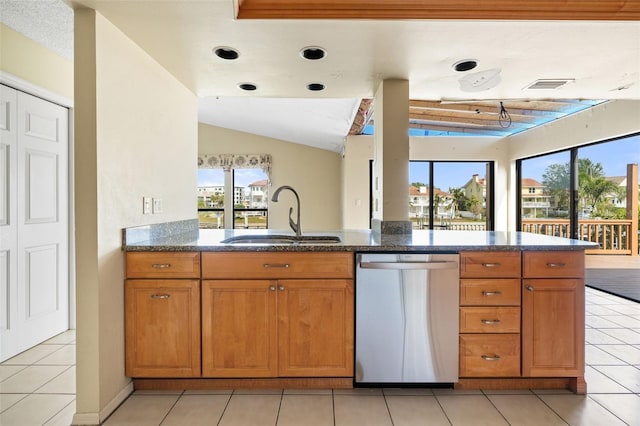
(449, 187, 466, 217)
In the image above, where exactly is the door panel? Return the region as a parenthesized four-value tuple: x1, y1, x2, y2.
(26, 244, 59, 318)
(26, 150, 58, 223)
(0, 250, 8, 331)
(0, 85, 69, 361)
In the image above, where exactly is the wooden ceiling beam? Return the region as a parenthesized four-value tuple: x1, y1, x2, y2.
(410, 100, 566, 118)
(409, 108, 540, 124)
(237, 0, 640, 20)
(409, 114, 534, 129)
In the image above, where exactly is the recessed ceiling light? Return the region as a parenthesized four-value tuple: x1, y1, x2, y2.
(306, 83, 325, 91)
(238, 83, 257, 91)
(453, 59, 478, 72)
(300, 46, 327, 60)
(213, 46, 239, 60)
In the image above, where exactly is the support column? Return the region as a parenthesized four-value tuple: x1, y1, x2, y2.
(371, 79, 412, 234)
(627, 163, 638, 256)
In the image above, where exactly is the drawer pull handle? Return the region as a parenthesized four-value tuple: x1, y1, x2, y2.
(546, 262, 566, 268)
(151, 263, 171, 269)
(269, 285, 276, 291)
(481, 319, 502, 325)
(263, 263, 290, 269)
(151, 294, 170, 299)
(525, 285, 535, 292)
(481, 355, 501, 361)
(482, 291, 502, 297)
(482, 263, 501, 268)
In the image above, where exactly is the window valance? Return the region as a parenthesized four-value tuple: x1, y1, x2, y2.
(197, 153, 272, 182)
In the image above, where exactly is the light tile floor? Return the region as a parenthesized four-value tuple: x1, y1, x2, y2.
(2, 287, 640, 425)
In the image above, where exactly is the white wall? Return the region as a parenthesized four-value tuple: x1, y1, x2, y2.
(74, 9, 197, 423)
(199, 123, 343, 231)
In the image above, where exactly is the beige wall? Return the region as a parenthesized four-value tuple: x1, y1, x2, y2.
(0, 23, 73, 99)
(74, 9, 197, 423)
(199, 123, 342, 230)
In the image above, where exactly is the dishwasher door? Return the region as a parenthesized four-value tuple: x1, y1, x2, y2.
(355, 253, 459, 384)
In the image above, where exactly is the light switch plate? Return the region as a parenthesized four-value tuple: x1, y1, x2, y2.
(143, 197, 152, 214)
(152, 198, 163, 214)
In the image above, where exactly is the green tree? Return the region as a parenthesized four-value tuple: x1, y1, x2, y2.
(468, 195, 482, 219)
(449, 187, 467, 216)
(411, 181, 427, 188)
(542, 163, 571, 211)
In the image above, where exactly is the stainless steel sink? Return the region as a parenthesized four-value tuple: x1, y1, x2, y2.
(220, 234, 341, 244)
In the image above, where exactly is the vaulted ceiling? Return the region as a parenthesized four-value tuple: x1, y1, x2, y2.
(3, 0, 639, 151)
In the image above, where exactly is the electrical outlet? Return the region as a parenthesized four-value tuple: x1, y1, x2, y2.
(143, 197, 152, 214)
(152, 198, 163, 214)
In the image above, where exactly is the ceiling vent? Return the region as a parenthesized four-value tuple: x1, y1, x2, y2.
(524, 79, 574, 90)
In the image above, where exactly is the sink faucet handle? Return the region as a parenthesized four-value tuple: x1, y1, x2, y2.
(288, 207, 299, 234)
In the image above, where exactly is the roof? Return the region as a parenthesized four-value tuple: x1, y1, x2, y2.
(248, 180, 269, 187)
(409, 186, 451, 197)
(521, 178, 545, 187)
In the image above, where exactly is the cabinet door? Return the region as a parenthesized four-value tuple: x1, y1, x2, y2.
(202, 280, 277, 377)
(522, 279, 585, 377)
(125, 280, 200, 377)
(278, 279, 354, 377)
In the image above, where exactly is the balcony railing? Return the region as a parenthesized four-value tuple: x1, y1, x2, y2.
(522, 219, 635, 255)
(198, 208, 268, 229)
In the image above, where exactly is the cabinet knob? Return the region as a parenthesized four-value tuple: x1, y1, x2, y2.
(151, 294, 170, 299)
(481, 319, 502, 325)
(151, 263, 171, 269)
(481, 355, 501, 361)
(482, 290, 502, 297)
(269, 285, 276, 291)
(278, 285, 286, 291)
(525, 285, 535, 292)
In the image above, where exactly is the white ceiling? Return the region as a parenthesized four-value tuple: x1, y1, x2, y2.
(3, 0, 640, 151)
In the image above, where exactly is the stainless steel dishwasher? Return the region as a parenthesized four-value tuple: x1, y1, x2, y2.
(355, 253, 459, 385)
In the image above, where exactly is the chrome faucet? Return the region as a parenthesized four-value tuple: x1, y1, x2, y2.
(271, 185, 301, 237)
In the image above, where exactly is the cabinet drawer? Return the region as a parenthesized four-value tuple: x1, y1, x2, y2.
(460, 252, 521, 278)
(126, 252, 200, 279)
(459, 334, 520, 377)
(202, 252, 353, 279)
(523, 251, 584, 278)
(460, 279, 521, 306)
(460, 307, 520, 333)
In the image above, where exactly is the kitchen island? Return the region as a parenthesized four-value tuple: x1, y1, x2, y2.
(122, 220, 596, 394)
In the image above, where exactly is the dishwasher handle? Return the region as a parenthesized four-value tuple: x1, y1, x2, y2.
(358, 260, 458, 270)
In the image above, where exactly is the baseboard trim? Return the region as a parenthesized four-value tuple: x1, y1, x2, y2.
(71, 382, 134, 425)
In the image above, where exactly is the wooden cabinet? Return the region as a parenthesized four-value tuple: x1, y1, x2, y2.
(201, 280, 277, 377)
(522, 251, 585, 378)
(125, 252, 201, 377)
(459, 252, 521, 378)
(458, 250, 586, 392)
(201, 252, 354, 378)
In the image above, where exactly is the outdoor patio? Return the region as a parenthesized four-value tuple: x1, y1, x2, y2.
(586, 255, 640, 303)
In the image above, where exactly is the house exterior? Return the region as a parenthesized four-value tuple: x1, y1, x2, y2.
(462, 174, 486, 208)
(521, 178, 552, 218)
(247, 179, 269, 208)
(409, 186, 453, 219)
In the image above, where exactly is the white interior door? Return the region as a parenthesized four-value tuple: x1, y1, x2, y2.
(0, 85, 69, 361)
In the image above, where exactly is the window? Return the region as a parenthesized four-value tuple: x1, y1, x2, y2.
(197, 154, 272, 229)
(372, 161, 494, 230)
(517, 133, 639, 253)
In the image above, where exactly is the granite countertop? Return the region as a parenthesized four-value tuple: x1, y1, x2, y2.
(122, 219, 598, 252)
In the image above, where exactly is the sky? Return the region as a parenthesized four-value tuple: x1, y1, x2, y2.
(519, 134, 640, 183)
(198, 134, 639, 189)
